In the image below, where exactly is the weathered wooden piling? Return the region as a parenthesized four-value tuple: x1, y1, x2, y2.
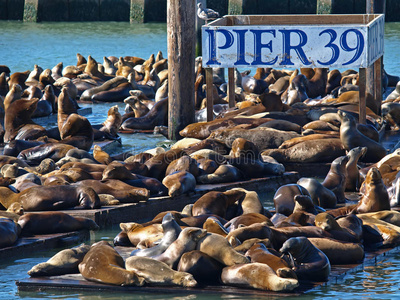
(130, 0, 145, 23)
(167, 0, 196, 140)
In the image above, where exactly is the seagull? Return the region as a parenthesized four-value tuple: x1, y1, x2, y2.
(197, 3, 220, 23)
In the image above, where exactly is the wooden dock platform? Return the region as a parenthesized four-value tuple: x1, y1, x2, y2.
(0, 230, 91, 261)
(60, 172, 300, 227)
(16, 244, 399, 297)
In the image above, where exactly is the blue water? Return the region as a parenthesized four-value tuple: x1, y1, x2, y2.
(0, 20, 400, 299)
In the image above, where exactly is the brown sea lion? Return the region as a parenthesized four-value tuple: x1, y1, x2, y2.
(17, 185, 101, 211)
(28, 244, 91, 277)
(197, 164, 243, 184)
(165, 155, 199, 177)
(280, 236, 331, 281)
(162, 171, 196, 198)
(314, 213, 360, 243)
(59, 114, 94, 151)
(273, 184, 311, 216)
(356, 167, 390, 214)
(120, 222, 163, 248)
(308, 238, 364, 265)
(345, 146, 367, 191)
(221, 263, 299, 291)
(203, 216, 229, 237)
(225, 213, 273, 231)
(18, 211, 99, 235)
(297, 177, 337, 208)
(0, 217, 20, 248)
(192, 190, 246, 218)
(99, 105, 122, 138)
(79, 241, 144, 286)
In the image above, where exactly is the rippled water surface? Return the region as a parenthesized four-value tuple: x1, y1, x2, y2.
(0, 20, 400, 300)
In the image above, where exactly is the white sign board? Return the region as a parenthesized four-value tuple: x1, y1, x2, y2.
(202, 15, 384, 69)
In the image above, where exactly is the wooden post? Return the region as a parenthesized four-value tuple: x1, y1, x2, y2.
(130, 0, 145, 23)
(205, 68, 214, 121)
(167, 0, 196, 140)
(195, 0, 206, 57)
(228, 68, 235, 108)
(374, 56, 382, 115)
(359, 68, 367, 124)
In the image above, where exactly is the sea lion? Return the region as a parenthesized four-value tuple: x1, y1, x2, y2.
(17, 185, 101, 211)
(28, 244, 91, 277)
(18, 211, 99, 235)
(59, 114, 94, 151)
(338, 110, 386, 163)
(196, 164, 243, 184)
(0, 217, 20, 248)
(308, 238, 364, 265)
(154, 227, 207, 269)
(225, 222, 272, 246)
(321, 155, 349, 204)
(314, 213, 360, 243)
(131, 213, 182, 257)
(297, 177, 337, 208)
(121, 97, 168, 130)
(280, 236, 331, 281)
(245, 243, 297, 279)
(165, 155, 199, 177)
(225, 213, 272, 232)
(125, 256, 197, 287)
(229, 187, 264, 215)
(92, 145, 112, 165)
(192, 190, 246, 218)
(221, 263, 299, 291)
(17, 143, 76, 165)
(162, 171, 196, 197)
(356, 167, 390, 214)
(99, 105, 122, 139)
(263, 138, 345, 163)
(345, 146, 367, 191)
(144, 148, 184, 181)
(273, 184, 311, 216)
(178, 250, 224, 284)
(78, 241, 144, 286)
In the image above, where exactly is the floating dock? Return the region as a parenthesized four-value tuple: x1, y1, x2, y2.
(0, 230, 91, 261)
(16, 244, 399, 297)
(59, 172, 300, 227)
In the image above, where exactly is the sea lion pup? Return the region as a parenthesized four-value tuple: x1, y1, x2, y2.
(356, 167, 390, 214)
(338, 110, 386, 163)
(192, 189, 246, 218)
(221, 263, 299, 291)
(297, 177, 337, 208)
(18, 211, 99, 236)
(79, 241, 145, 286)
(0, 217, 20, 248)
(280, 236, 331, 281)
(245, 243, 297, 279)
(308, 238, 364, 265)
(154, 227, 207, 269)
(162, 171, 196, 197)
(345, 146, 367, 191)
(131, 213, 181, 257)
(28, 243, 91, 277)
(321, 155, 349, 204)
(125, 256, 197, 287)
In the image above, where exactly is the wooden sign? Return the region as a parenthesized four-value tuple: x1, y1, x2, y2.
(202, 14, 384, 69)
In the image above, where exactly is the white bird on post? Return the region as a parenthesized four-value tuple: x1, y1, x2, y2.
(197, 3, 220, 24)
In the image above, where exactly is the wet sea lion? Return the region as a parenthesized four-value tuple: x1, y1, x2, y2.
(125, 256, 197, 287)
(0, 217, 20, 248)
(345, 146, 367, 191)
(131, 213, 181, 257)
(321, 155, 349, 204)
(28, 244, 91, 277)
(221, 263, 299, 291)
(99, 105, 122, 138)
(154, 227, 207, 269)
(197, 164, 243, 184)
(18, 211, 99, 235)
(120, 222, 163, 248)
(273, 184, 311, 216)
(280, 236, 331, 281)
(79, 241, 144, 286)
(165, 155, 199, 177)
(225, 213, 272, 232)
(17, 143, 77, 165)
(297, 177, 337, 208)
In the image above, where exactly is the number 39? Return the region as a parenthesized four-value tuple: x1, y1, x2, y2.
(317, 29, 365, 66)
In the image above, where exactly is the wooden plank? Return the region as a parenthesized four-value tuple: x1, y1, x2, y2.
(358, 68, 367, 124)
(205, 67, 214, 121)
(167, 0, 196, 140)
(0, 230, 90, 261)
(60, 172, 300, 226)
(374, 56, 382, 116)
(228, 68, 235, 108)
(16, 245, 400, 296)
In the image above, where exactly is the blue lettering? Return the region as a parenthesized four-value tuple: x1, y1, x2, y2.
(233, 29, 250, 66)
(279, 29, 312, 65)
(205, 29, 220, 65)
(250, 29, 278, 65)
